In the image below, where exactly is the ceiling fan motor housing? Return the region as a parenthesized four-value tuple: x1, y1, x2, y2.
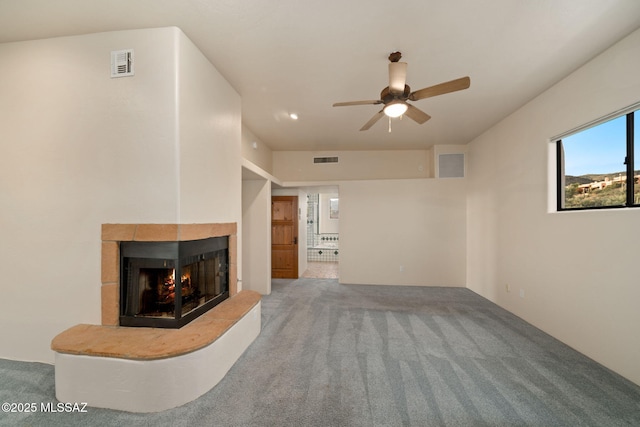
(381, 85, 411, 104)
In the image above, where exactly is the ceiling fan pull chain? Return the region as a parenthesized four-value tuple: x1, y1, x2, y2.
(388, 116, 392, 133)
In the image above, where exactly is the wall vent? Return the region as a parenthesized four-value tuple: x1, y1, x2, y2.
(111, 49, 134, 78)
(438, 153, 465, 178)
(313, 156, 339, 164)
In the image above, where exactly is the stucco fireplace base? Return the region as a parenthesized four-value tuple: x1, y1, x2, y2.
(51, 223, 260, 413)
(52, 290, 261, 412)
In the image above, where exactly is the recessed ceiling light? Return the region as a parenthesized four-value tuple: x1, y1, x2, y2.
(289, 113, 299, 120)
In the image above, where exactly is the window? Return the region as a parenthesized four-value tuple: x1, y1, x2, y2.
(556, 108, 638, 210)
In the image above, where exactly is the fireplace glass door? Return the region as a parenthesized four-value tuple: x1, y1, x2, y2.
(120, 238, 229, 328)
(179, 252, 227, 317)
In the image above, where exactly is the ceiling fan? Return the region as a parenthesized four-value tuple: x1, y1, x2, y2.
(333, 52, 470, 131)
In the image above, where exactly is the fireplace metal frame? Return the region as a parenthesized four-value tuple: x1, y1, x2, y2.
(119, 237, 229, 328)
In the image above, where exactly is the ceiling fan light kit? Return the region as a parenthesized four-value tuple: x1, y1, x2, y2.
(383, 101, 408, 118)
(333, 51, 470, 131)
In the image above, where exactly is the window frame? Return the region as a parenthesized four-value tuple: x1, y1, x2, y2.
(556, 109, 637, 211)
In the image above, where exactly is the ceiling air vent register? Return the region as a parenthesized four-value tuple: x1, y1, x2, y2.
(313, 157, 339, 164)
(111, 49, 134, 78)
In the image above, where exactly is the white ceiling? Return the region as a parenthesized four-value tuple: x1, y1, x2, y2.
(2, 0, 640, 151)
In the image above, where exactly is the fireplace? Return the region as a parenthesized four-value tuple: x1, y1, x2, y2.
(120, 236, 229, 328)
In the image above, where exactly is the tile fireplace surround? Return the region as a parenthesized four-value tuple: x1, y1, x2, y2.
(101, 223, 238, 326)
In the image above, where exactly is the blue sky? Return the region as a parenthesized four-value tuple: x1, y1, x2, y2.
(562, 115, 633, 176)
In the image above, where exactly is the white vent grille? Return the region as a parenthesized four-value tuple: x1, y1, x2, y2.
(438, 153, 465, 178)
(313, 156, 339, 164)
(111, 49, 134, 78)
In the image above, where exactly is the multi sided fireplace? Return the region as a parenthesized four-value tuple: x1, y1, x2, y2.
(120, 236, 229, 328)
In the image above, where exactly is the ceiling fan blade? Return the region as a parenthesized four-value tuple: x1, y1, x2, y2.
(389, 62, 407, 94)
(409, 76, 470, 101)
(404, 104, 431, 124)
(333, 100, 382, 107)
(360, 110, 385, 131)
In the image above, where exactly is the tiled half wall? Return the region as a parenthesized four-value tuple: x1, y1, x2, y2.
(101, 223, 238, 326)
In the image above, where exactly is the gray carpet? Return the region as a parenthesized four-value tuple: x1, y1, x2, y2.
(1, 278, 639, 426)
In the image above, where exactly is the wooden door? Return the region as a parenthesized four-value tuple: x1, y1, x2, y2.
(271, 196, 298, 278)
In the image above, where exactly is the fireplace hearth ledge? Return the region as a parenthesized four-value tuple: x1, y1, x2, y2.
(51, 290, 260, 412)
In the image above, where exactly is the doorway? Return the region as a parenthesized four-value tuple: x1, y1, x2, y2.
(302, 192, 339, 279)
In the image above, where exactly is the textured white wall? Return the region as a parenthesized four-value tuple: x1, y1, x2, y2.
(466, 28, 640, 385)
(339, 178, 466, 286)
(177, 30, 241, 225)
(242, 179, 272, 294)
(273, 150, 431, 182)
(241, 125, 273, 174)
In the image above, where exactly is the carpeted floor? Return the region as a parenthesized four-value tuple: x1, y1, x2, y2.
(1, 278, 639, 426)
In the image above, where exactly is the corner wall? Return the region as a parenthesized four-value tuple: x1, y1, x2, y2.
(0, 27, 241, 363)
(242, 179, 272, 294)
(242, 125, 273, 174)
(466, 28, 640, 385)
(178, 31, 241, 225)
